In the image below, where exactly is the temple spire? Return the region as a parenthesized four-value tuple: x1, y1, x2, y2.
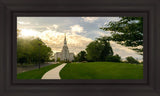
(64, 33, 67, 46)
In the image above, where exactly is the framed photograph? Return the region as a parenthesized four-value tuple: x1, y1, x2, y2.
(16, 16, 144, 80)
(0, 0, 160, 96)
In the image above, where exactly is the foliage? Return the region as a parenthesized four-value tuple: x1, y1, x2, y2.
(17, 37, 53, 65)
(100, 17, 143, 55)
(74, 51, 87, 62)
(48, 58, 55, 62)
(126, 56, 139, 64)
(60, 62, 143, 79)
(96, 36, 113, 61)
(86, 36, 113, 61)
(57, 58, 61, 62)
(106, 54, 121, 62)
(17, 29, 21, 36)
(17, 64, 61, 79)
(86, 41, 103, 61)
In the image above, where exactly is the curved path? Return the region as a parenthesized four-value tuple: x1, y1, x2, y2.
(41, 63, 67, 79)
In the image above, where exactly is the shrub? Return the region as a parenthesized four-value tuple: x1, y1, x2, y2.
(126, 56, 139, 64)
(57, 58, 61, 62)
(48, 58, 55, 62)
(106, 54, 121, 62)
(140, 61, 143, 64)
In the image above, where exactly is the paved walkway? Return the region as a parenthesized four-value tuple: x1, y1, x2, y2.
(41, 63, 67, 79)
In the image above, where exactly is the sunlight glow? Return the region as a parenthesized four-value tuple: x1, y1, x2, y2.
(19, 29, 39, 37)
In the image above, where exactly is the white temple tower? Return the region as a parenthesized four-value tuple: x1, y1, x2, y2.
(54, 33, 74, 62)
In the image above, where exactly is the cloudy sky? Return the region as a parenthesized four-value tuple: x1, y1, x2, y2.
(17, 17, 143, 60)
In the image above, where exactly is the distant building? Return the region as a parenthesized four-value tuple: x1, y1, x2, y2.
(54, 34, 74, 62)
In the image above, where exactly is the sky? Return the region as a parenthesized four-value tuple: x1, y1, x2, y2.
(17, 17, 143, 61)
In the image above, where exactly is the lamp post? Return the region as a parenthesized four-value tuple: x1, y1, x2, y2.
(38, 43, 41, 69)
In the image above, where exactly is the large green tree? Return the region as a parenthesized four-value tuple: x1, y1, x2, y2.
(96, 36, 113, 61)
(86, 36, 113, 61)
(100, 17, 143, 55)
(17, 37, 53, 65)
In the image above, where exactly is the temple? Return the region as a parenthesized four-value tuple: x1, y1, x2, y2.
(54, 33, 74, 62)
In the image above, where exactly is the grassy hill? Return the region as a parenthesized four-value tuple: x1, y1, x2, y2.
(60, 62, 143, 79)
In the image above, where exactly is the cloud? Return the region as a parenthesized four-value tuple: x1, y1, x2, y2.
(67, 34, 93, 54)
(81, 17, 99, 23)
(70, 25, 84, 33)
(18, 21, 30, 25)
(110, 41, 143, 60)
(40, 30, 92, 54)
(46, 24, 59, 30)
(19, 29, 92, 55)
(53, 24, 58, 29)
(103, 17, 121, 25)
(97, 31, 112, 37)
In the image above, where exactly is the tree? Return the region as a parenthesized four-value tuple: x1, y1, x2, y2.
(75, 51, 87, 62)
(96, 36, 113, 61)
(100, 17, 143, 55)
(17, 29, 21, 36)
(86, 36, 113, 61)
(86, 41, 103, 61)
(126, 56, 139, 64)
(17, 37, 53, 65)
(106, 54, 121, 62)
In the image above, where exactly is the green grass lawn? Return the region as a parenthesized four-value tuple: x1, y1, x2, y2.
(17, 64, 61, 79)
(60, 62, 143, 79)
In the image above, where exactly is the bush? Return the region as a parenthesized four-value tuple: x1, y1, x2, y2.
(126, 56, 139, 64)
(106, 54, 121, 62)
(57, 58, 61, 62)
(140, 61, 143, 64)
(48, 58, 55, 62)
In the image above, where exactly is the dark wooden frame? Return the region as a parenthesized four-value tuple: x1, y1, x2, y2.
(0, 0, 160, 96)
